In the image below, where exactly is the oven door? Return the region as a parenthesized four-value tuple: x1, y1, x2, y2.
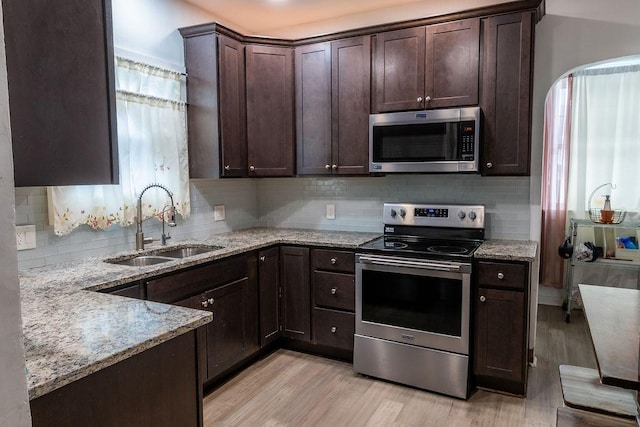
(355, 254, 470, 355)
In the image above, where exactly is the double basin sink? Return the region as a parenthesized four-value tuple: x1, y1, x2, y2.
(105, 245, 224, 267)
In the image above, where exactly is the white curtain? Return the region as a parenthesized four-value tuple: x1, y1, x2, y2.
(567, 65, 640, 218)
(48, 57, 190, 235)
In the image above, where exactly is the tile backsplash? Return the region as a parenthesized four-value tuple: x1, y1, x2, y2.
(15, 174, 530, 269)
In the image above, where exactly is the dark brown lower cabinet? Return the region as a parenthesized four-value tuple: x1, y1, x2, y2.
(259, 247, 282, 346)
(30, 329, 204, 427)
(474, 260, 529, 396)
(280, 246, 311, 341)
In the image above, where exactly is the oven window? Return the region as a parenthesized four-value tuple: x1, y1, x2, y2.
(361, 270, 462, 336)
(372, 122, 459, 162)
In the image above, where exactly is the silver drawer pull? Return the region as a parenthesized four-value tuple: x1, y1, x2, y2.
(330, 257, 337, 265)
(480, 295, 486, 303)
(497, 272, 504, 280)
(330, 326, 337, 333)
(331, 287, 338, 295)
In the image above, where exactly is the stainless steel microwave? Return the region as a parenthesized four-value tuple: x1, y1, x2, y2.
(369, 107, 480, 173)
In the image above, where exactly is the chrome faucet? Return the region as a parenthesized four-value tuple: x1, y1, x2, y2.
(136, 183, 177, 250)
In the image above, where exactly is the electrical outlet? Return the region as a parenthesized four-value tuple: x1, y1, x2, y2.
(214, 205, 226, 221)
(16, 225, 36, 250)
(326, 204, 336, 220)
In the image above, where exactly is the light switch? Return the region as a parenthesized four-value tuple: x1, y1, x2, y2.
(16, 225, 36, 250)
(326, 204, 336, 220)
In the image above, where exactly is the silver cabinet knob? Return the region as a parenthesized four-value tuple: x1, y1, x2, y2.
(208, 298, 214, 304)
(497, 272, 504, 280)
(224, 165, 230, 171)
(325, 164, 331, 170)
(202, 298, 214, 308)
(260, 256, 266, 262)
(417, 96, 423, 103)
(486, 162, 493, 169)
(331, 287, 338, 295)
(249, 165, 255, 172)
(201, 300, 208, 308)
(330, 326, 337, 333)
(331, 164, 337, 170)
(425, 96, 431, 102)
(480, 295, 486, 303)
(330, 257, 337, 265)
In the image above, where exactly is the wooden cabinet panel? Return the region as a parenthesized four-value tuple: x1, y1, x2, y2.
(312, 249, 355, 273)
(296, 43, 332, 175)
(146, 255, 247, 303)
(281, 246, 311, 341)
(246, 45, 295, 176)
(259, 247, 281, 346)
(104, 283, 141, 299)
(313, 271, 355, 312)
(313, 308, 355, 351)
(218, 35, 247, 177)
(373, 27, 426, 113)
(474, 288, 525, 383)
(426, 19, 479, 108)
(4, 0, 118, 186)
(481, 11, 534, 176)
(30, 331, 202, 427)
(476, 261, 527, 290)
(474, 258, 530, 395)
(331, 36, 371, 175)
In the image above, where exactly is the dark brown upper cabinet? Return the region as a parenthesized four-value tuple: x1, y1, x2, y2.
(296, 37, 371, 176)
(246, 45, 295, 177)
(480, 11, 534, 176)
(3, 0, 118, 187)
(373, 19, 480, 113)
(181, 31, 247, 178)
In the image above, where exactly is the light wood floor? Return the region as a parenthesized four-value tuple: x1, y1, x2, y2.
(203, 305, 596, 426)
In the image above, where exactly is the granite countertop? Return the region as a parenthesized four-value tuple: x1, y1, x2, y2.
(20, 227, 380, 400)
(20, 227, 535, 400)
(474, 239, 538, 262)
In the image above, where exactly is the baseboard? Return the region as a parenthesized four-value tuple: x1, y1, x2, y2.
(538, 285, 564, 306)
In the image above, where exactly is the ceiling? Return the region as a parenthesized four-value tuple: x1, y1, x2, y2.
(182, 0, 520, 37)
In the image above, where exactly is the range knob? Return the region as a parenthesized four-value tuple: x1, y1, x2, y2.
(390, 209, 397, 218)
(457, 211, 466, 220)
(468, 211, 477, 220)
(399, 209, 406, 218)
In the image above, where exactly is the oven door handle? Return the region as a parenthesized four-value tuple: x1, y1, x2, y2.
(358, 255, 462, 272)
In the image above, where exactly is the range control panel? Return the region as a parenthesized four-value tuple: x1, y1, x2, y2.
(383, 203, 485, 229)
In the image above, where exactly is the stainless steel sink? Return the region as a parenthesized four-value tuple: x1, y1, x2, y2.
(157, 245, 223, 259)
(104, 245, 224, 266)
(107, 255, 174, 267)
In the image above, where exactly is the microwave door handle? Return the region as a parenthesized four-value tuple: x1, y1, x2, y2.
(358, 256, 461, 272)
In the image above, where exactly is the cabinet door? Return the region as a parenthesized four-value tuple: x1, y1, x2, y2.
(474, 288, 525, 384)
(4, 0, 118, 186)
(373, 27, 426, 113)
(280, 246, 311, 341)
(332, 36, 371, 175)
(481, 11, 534, 176)
(259, 247, 281, 346)
(426, 19, 479, 109)
(296, 43, 332, 175)
(246, 45, 295, 176)
(218, 35, 247, 177)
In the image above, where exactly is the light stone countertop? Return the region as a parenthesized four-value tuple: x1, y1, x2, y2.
(474, 239, 538, 262)
(20, 227, 536, 400)
(20, 227, 380, 400)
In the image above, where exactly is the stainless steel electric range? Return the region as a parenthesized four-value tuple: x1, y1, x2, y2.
(354, 202, 485, 399)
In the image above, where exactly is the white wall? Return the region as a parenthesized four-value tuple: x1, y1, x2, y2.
(0, 1, 31, 424)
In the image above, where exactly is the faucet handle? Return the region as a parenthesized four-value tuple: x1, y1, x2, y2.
(161, 233, 171, 245)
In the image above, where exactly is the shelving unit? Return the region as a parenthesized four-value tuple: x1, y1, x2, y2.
(563, 219, 640, 322)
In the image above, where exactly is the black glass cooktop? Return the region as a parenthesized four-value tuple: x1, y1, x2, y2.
(359, 235, 482, 261)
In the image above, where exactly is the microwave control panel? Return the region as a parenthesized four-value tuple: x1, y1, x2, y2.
(459, 121, 476, 161)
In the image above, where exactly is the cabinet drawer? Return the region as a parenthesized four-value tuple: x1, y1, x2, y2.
(476, 261, 527, 290)
(313, 308, 355, 351)
(312, 249, 354, 273)
(313, 271, 355, 311)
(146, 255, 247, 303)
